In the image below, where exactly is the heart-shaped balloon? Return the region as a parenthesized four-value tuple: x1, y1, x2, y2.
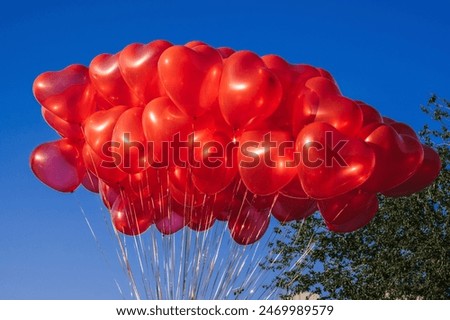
(317, 68, 336, 82)
(290, 88, 319, 136)
(82, 143, 127, 185)
(184, 40, 207, 48)
(262, 55, 320, 132)
(261, 54, 299, 94)
(94, 93, 115, 110)
(355, 101, 384, 139)
(83, 105, 129, 158)
(190, 129, 237, 194)
(289, 76, 342, 136)
(362, 124, 424, 192)
(111, 195, 153, 235)
(217, 47, 235, 58)
(304, 76, 341, 99)
(382, 116, 395, 125)
(99, 179, 121, 209)
(219, 50, 282, 129)
(238, 130, 298, 195)
(182, 198, 216, 231)
(318, 189, 378, 232)
(383, 145, 441, 197)
(228, 204, 270, 245)
(272, 194, 317, 223)
(30, 139, 84, 192)
(124, 167, 168, 199)
(209, 182, 239, 221)
(243, 192, 277, 212)
(158, 45, 223, 117)
(89, 53, 142, 107)
(169, 166, 207, 208)
(41, 108, 84, 141)
(142, 96, 192, 164)
(296, 122, 375, 199)
(315, 95, 363, 137)
(357, 101, 383, 127)
(390, 121, 419, 140)
(81, 171, 99, 193)
(188, 211, 216, 231)
(280, 175, 309, 198)
(33, 64, 96, 123)
(154, 197, 186, 235)
(111, 107, 149, 174)
(169, 182, 207, 209)
(119, 40, 172, 103)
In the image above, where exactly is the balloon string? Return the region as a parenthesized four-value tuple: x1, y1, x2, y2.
(75, 180, 314, 299)
(73, 194, 126, 299)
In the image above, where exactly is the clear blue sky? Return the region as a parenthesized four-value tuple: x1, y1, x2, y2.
(0, 0, 449, 299)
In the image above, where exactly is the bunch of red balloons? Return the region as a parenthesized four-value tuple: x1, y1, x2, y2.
(30, 40, 441, 245)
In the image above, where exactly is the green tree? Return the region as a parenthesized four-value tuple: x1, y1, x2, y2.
(264, 95, 449, 299)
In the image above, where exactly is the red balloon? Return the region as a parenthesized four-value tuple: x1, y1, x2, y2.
(261, 55, 298, 94)
(33, 64, 96, 123)
(99, 179, 121, 209)
(190, 129, 237, 194)
(317, 68, 336, 82)
(292, 64, 322, 80)
(217, 47, 235, 58)
(262, 55, 320, 132)
(219, 50, 282, 129)
(111, 107, 149, 174)
(84, 105, 129, 158)
(290, 88, 319, 136)
(318, 189, 378, 232)
(356, 102, 384, 140)
(280, 176, 309, 198)
(89, 53, 142, 107)
(383, 145, 441, 197)
(357, 101, 383, 127)
(389, 122, 420, 140)
(94, 93, 115, 111)
(263, 55, 319, 96)
(119, 40, 172, 103)
(362, 124, 424, 192)
(142, 96, 192, 163)
(30, 139, 84, 192)
(155, 212, 185, 235)
(289, 76, 342, 136)
(228, 204, 270, 245)
(304, 76, 341, 99)
(272, 194, 316, 223)
(243, 192, 277, 211)
(81, 171, 99, 193)
(158, 45, 222, 117)
(382, 116, 395, 124)
(110, 195, 153, 236)
(125, 167, 168, 199)
(184, 199, 216, 231)
(315, 95, 363, 137)
(41, 108, 84, 141)
(31, 39, 444, 239)
(296, 122, 375, 199)
(82, 143, 127, 185)
(238, 130, 297, 195)
(184, 40, 207, 48)
(210, 186, 235, 221)
(153, 196, 186, 235)
(169, 166, 207, 208)
(170, 182, 207, 208)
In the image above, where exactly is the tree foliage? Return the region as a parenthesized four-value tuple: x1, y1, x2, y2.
(263, 95, 449, 299)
